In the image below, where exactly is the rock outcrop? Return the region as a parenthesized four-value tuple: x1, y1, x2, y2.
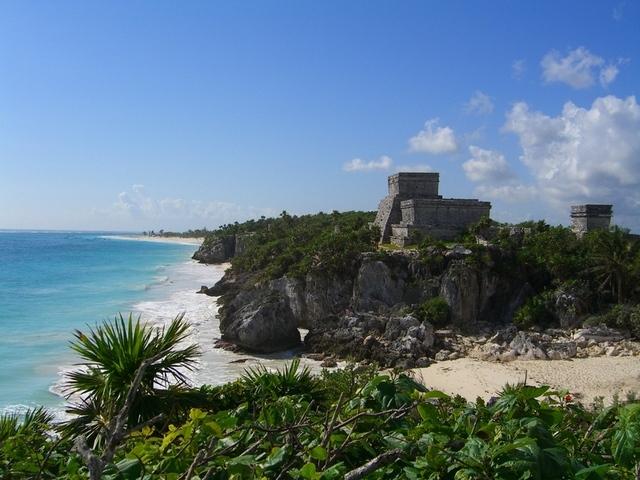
(304, 314, 434, 368)
(192, 233, 256, 264)
(220, 294, 301, 353)
(209, 247, 530, 354)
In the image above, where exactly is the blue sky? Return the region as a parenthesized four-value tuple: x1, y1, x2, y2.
(1, 1, 639, 231)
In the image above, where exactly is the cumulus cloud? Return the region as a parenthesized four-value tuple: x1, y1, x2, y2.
(109, 185, 275, 227)
(463, 146, 514, 183)
(475, 184, 538, 203)
(512, 59, 526, 79)
(408, 119, 458, 154)
(504, 95, 640, 225)
(465, 91, 494, 115)
(343, 155, 393, 172)
(396, 164, 432, 173)
(540, 47, 622, 89)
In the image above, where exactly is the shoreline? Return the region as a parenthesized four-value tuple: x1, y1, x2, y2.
(103, 235, 204, 246)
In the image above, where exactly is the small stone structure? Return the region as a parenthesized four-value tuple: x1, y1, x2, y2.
(374, 172, 491, 246)
(570, 204, 613, 238)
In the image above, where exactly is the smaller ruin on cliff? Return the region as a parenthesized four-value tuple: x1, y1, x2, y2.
(570, 204, 613, 238)
(374, 172, 491, 246)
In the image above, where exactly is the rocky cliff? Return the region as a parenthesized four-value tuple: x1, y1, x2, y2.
(193, 233, 255, 264)
(205, 246, 537, 363)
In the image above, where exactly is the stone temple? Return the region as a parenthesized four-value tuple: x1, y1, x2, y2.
(374, 172, 491, 246)
(570, 204, 613, 238)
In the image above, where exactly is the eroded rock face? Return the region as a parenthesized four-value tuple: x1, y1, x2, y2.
(440, 261, 480, 327)
(192, 235, 236, 264)
(352, 259, 405, 312)
(221, 294, 301, 353)
(213, 248, 528, 354)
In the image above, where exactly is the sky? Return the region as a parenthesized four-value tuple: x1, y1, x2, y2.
(1, 0, 639, 231)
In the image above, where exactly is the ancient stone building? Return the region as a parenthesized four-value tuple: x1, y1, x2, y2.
(374, 172, 491, 246)
(570, 204, 613, 238)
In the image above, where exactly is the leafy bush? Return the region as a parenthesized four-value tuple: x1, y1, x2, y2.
(415, 297, 450, 327)
(584, 304, 640, 338)
(513, 292, 555, 329)
(4, 363, 640, 479)
(224, 210, 378, 279)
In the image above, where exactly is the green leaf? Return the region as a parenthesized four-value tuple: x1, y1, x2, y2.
(264, 446, 287, 469)
(310, 445, 328, 461)
(612, 403, 640, 466)
(575, 464, 612, 479)
(300, 462, 317, 479)
(418, 403, 438, 421)
(421, 390, 451, 400)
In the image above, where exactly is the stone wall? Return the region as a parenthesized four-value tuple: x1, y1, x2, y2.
(388, 172, 441, 197)
(390, 198, 491, 244)
(570, 204, 612, 238)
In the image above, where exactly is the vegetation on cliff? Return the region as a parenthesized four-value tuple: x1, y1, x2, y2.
(204, 210, 640, 334)
(2, 317, 640, 479)
(208, 210, 378, 279)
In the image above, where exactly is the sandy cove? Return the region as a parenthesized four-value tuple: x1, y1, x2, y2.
(412, 356, 640, 405)
(118, 235, 204, 246)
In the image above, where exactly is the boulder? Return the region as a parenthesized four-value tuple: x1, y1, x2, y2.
(573, 326, 627, 343)
(221, 294, 301, 353)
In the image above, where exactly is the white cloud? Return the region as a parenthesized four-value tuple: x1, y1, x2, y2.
(512, 59, 526, 79)
(599, 64, 619, 88)
(504, 95, 640, 226)
(343, 155, 393, 172)
(540, 47, 620, 89)
(463, 146, 514, 183)
(613, 1, 626, 21)
(408, 119, 458, 154)
(109, 185, 275, 227)
(465, 91, 494, 115)
(475, 184, 538, 203)
(396, 164, 432, 173)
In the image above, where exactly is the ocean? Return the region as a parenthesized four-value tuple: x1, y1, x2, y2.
(0, 231, 317, 420)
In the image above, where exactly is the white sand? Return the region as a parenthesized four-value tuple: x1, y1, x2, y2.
(412, 356, 640, 405)
(106, 235, 204, 246)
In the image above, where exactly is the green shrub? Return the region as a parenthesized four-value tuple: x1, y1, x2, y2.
(513, 293, 555, 329)
(584, 304, 640, 338)
(415, 297, 450, 326)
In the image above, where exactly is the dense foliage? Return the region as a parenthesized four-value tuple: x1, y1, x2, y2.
(210, 210, 378, 279)
(414, 297, 450, 327)
(3, 362, 640, 479)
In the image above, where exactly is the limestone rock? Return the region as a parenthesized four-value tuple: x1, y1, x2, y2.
(192, 235, 236, 264)
(352, 258, 405, 312)
(221, 294, 301, 353)
(439, 260, 479, 327)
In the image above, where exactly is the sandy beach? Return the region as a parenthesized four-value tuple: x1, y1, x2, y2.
(106, 235, 204, 246)
(412, 357, 640, 405)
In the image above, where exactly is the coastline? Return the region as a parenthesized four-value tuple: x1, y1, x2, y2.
(103, 235, 204, 246)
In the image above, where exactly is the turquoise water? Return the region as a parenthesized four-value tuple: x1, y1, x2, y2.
(0, 232, 197, 415)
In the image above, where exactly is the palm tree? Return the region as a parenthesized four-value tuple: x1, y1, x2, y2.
(587, 228, 640, 304)
(61, 313, 200, 442)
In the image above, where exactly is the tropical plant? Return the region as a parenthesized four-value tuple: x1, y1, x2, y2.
(586, 227, 640, 304)
(414, 296, 450, 326)
(61, 313, 200, 442)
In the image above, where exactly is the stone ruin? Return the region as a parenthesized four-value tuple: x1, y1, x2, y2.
(570, 204, 613, 238)
(374, 172, 491, 246)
